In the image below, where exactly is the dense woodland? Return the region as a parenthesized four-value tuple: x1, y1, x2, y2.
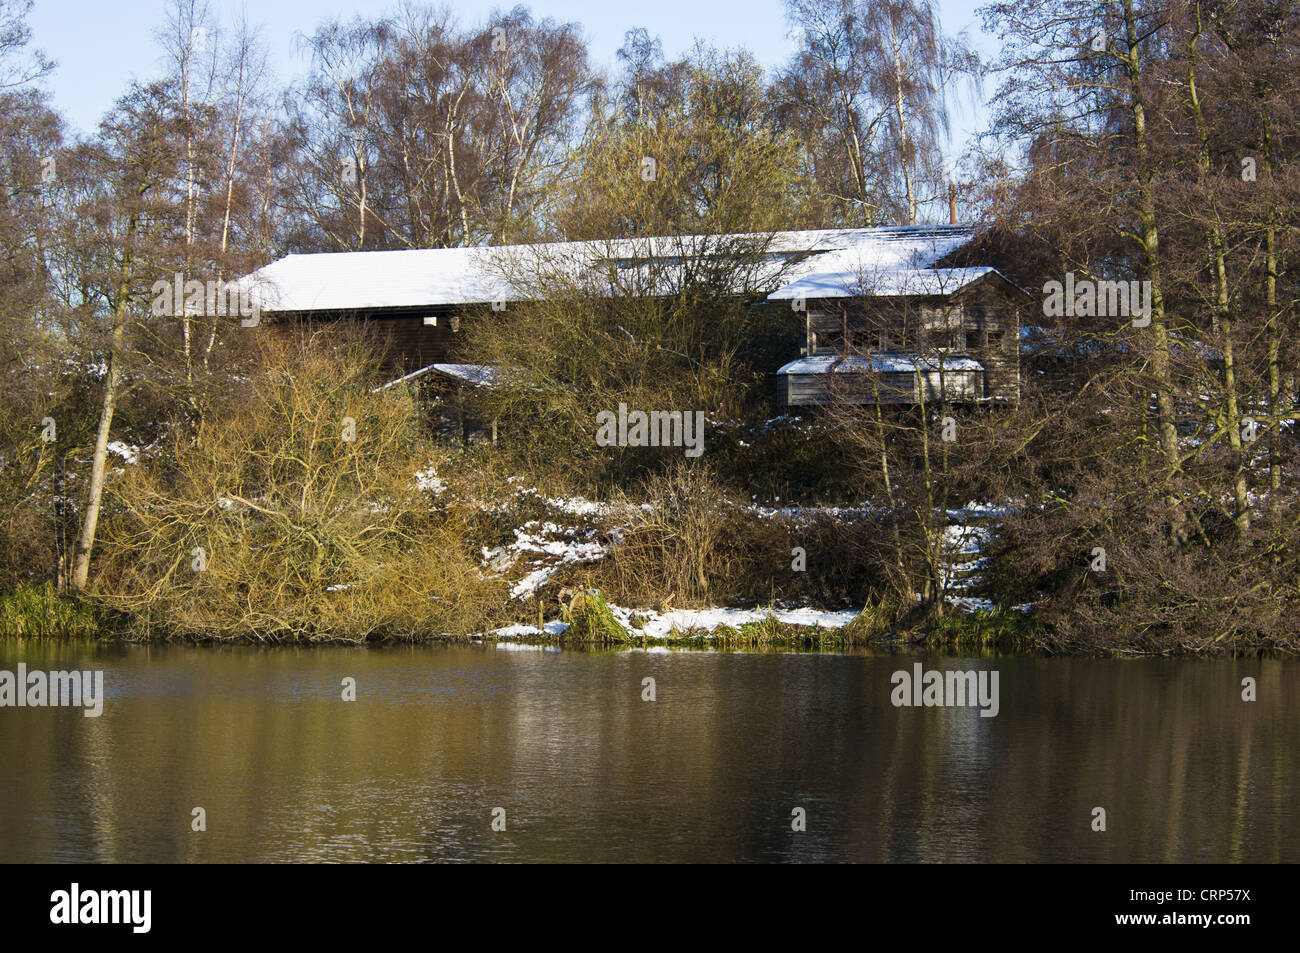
(1, 0, 1298, 651)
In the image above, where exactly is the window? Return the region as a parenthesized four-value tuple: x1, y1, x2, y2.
(923, 306, 965, 351)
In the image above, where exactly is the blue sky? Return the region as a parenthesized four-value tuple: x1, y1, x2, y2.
(26, 0, 994, 153)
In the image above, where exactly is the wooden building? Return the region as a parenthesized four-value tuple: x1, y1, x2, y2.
(239, 225, 1024, 408)
(775, 269, 1029, 406)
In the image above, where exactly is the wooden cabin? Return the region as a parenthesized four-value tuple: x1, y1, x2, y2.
(776, 271, 1028, 406)
(239, 225, 1024, 411)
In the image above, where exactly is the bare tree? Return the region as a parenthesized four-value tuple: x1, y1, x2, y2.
(777, 0, 979, 225)
(279, 5, 593, 250)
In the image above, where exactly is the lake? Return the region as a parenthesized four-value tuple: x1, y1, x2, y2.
(0, 641, 1294, 862)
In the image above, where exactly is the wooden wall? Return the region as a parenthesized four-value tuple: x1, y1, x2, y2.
(796, 279, 1023, 405)
(276, 306, 469, 373)
(368, 314, 462, 371)
(784, 369, 985, 406)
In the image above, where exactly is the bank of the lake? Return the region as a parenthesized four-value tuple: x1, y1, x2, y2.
(3, 582, 1293, 656)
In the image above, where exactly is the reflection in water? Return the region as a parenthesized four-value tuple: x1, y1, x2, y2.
(0, 641, 1294, 862)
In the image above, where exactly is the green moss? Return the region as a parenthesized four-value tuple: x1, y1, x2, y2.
(561, 588, 631, 644)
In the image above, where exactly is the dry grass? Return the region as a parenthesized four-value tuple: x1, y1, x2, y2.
(592, 461, 887, 610)
(597, 462, 737, 607)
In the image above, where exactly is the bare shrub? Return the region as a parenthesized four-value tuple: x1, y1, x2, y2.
(598, 462, 736, 607)
(93, 333, 504, 640)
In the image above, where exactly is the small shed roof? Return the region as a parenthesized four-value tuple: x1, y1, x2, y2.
(430, 363, 499, 386)
(372, 362, 501, 392)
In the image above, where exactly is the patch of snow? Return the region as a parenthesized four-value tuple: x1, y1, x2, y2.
(548, 496, 609, 516)
(415, 466, 446, 494)
(483, 517, 609, 600)
(943, 523, 991, 557)
(107, 441, 139, 464)
(746, 501, 881, 521)
(430, 363, 498, 387)
(609, 604, 860, 639)
(947, 500, 1013, 520)
(492, 620, 571, 638)
(510, 566, 557, 600)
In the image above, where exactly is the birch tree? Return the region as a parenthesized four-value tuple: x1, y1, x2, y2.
(777, 0, 979, 225)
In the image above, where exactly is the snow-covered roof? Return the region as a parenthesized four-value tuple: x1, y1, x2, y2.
(371, 361, 501, 392)
(239, 225, 987, 314)
(777, 353, 984, 375)
(768, 265, 995, 300)
(429, 363, 498, 386)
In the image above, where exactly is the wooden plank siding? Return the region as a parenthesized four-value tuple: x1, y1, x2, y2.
(273, 305, 472, 373)
(786, 278, 1024, 407)
(783, 368, 985, 405)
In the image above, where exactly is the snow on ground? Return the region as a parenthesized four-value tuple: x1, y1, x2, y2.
(491, 604, 860, 641)
(107, 441, 140, 464)
(547, 496, 611, 517)
(491, 620, 573, 638)
(509, 567, 557, 600)
(943, 522, 992, 561)
(482, 519, 608, 600)
(616, 605, 860, 639)
(415, 465, 447, 494)
(746, 500, 881, 521)
(475, 484, 1018, 620)
(947, 500, 1014, 520)
(940, 505, 1002, 608)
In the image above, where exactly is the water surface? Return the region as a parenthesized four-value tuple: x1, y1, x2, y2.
(0, 641, 1293, 862)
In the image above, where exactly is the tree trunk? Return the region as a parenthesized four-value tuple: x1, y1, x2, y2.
(1123, 0, 1184, 539)
(71, 302, 126, 590)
